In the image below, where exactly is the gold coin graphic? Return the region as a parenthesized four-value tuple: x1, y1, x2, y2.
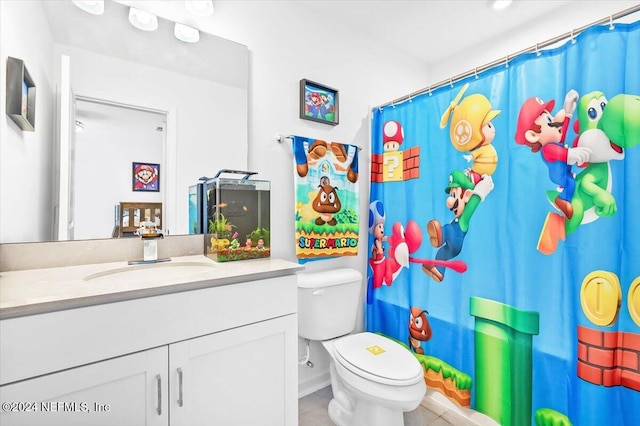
(628, 277, 640, 327)
(580, 271, 621, 327)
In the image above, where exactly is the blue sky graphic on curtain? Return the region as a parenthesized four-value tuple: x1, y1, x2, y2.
(367, 22, 639, 426)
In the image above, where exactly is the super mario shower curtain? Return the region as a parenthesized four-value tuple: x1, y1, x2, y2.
(367, 22, 639, 426)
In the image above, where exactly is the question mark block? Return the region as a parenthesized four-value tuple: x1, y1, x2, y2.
(383, 152, 403, 182)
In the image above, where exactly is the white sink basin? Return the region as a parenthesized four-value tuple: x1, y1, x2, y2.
(84, 261, 216, 283)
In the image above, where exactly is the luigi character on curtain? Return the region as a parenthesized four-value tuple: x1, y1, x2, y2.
(422, 170, 494, 282)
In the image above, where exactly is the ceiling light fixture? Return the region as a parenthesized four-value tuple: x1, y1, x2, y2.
(128, 7, 159, 31)
(174, 23, 200, 43)
(488, 0, 513, 11)
(185, 0, 214, 18)
(71, 0, 104, 15)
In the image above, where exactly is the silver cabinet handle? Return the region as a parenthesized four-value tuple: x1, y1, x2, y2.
(177, 367, 184, 407)
(155, 374, 162, 415)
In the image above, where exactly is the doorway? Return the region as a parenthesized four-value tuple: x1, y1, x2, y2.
(72, 99, 167, 240)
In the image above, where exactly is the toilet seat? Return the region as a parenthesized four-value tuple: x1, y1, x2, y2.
(333, 333, 424, 386)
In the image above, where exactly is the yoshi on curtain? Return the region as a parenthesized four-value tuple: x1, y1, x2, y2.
(367, 21, 639, 426)
(292, 136, 360, 262)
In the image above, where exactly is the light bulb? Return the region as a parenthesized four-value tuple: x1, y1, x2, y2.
(488, 0, 513, 10)
(71, 0, 104, 15)
(185, 1, 214, 18)
(174, 23, 200, 43)
(128, 7, 158, 31)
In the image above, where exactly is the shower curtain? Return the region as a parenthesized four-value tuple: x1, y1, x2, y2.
(367, 21, 639, 426)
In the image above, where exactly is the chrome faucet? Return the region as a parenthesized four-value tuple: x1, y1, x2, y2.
(128, 221, 170, 265)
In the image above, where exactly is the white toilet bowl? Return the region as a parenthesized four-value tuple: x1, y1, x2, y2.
(322, 332, 426, 426)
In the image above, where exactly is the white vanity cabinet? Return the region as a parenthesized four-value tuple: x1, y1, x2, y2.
(0, 273, 299, 426)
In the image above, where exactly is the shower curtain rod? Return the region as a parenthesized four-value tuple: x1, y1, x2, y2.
(374, 4, 640, 110)
(276, 134, 363, 151)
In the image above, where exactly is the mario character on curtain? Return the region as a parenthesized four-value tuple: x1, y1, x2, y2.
(515, 90, 592, 220)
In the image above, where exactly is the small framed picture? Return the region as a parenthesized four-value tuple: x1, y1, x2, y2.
(299, 79, 339, 125)
(132, 162, 160, 192)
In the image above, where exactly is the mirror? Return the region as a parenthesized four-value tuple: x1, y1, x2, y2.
(0, 0, 249, 243)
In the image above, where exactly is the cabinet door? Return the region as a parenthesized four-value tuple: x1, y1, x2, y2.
(169, 314, 298, 426)
(0, 346, 168, 426)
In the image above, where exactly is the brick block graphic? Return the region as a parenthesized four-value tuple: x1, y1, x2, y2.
(370, 147, 421, 183)
(403, 147, 420, 181)
(371, 153, 384, 183)
(577, 325, 640, 391)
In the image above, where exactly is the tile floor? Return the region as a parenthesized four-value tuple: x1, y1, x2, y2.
(299, 386, 498, 426)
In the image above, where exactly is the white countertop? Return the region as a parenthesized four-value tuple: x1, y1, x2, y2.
(0, 255, 303, 319)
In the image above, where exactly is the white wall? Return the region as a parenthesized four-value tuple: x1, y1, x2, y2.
(0, 1, 55, 243)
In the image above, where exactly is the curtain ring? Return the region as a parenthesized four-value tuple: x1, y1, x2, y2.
(474, 67, 479, 79)
(570, 29, 576, 44)
(378, 106, 383, 113)
(535, 43, 541, 56)
(505, 56, 509, 68)
(449, 78, 453, 88)
(408, 94, 413, 103)
(391, 100, 396, 109)
(609, 15, 614, 30)
(428, 85, 432, 96)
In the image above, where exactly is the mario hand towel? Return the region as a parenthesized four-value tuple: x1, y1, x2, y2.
(292, 136, 360, 262)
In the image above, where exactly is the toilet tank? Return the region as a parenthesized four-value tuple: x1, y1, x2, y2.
(297, 268, 362, 341)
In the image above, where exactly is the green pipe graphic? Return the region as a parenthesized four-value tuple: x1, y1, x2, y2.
(470, 297, 540, 425)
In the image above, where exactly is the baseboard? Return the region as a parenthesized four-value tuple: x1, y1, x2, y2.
(298, 369, 331, 399)
(421, 388, 499, 426)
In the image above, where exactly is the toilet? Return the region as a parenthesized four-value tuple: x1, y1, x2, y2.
(297, 268, 426, 426)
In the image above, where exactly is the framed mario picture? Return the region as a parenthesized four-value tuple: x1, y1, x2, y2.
(299, 79, 339, 125)
(132, 162, 160, 192)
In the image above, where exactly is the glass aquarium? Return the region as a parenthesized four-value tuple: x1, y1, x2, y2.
(195, 170, 270, 262)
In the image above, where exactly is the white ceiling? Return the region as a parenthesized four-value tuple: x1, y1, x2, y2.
(121, 0, 574, 65)
(299, 0, 576, 65)
(118, 1, 639, 67)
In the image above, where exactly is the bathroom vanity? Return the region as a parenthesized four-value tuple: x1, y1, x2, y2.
(0, 255, 302, 426)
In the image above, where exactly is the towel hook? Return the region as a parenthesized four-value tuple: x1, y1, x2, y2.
(609, 15, 614, 30)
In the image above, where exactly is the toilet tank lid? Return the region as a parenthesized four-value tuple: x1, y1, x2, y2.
(297, 268, 362, 289)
